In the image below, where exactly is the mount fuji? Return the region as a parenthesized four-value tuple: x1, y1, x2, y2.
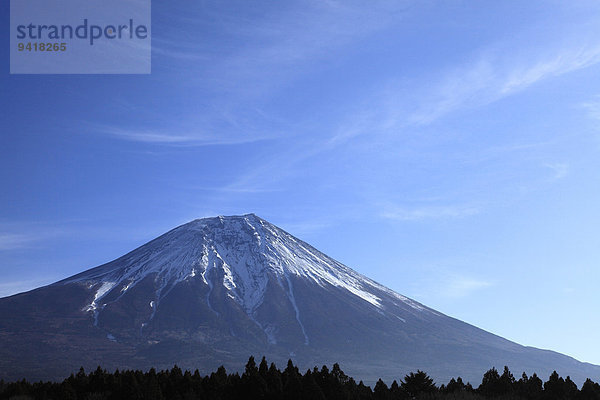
(0, 214, 598, 384)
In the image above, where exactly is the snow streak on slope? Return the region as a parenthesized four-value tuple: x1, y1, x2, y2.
(63, 214, 430, 332)
(283, 271, 309, 345)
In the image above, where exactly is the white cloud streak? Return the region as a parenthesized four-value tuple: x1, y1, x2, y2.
(91, 125, 279, 146)
(443, 277, 493, 299)
(409, 43, 600, 126)
(183, 1, 406, 90)
(335, 41, 600, 144)
(582, 95, 600, 121)
(201, 18, 600, 224)
(0, 233, 40, 251)
(102, 2, 408, 146)
(544, 163, 569, 180)
(380, 205, 480, 222)
(0, 226, 67, 251)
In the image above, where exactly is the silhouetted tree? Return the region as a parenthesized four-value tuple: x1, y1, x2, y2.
(519, 372, 545, 400)
(143, 367, 164, 400)
(565, 377, 579, 400)
(479, 367, 501, 397)
(391, 379, 409, 399)
(545, 371, 573, 400)
(579, 379, 600, 400)
(302, 369, 326, 400)
(259, 356, 269, 377)
(357, 380, 374, 400)
(283, 359, 302, 400)
(266, 362, 283, 397)
(374, 379, 391, 400)
(498, 366, 516, 395)
(242, 356, 268, 399)
(445, 377, 469, 394)
(402, 370, 436, 398)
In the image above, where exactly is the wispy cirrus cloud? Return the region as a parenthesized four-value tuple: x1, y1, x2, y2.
(409, 41, 600, 126)
(162, 1, 407, 91)
(203, 31, 600, 224)
(333, 37, 600, 144)
(90, 124, 280, 146)
(0, 233, 41, 251)
(277, 220, 334, 236)
(99, 128, 203, 144)
(580, 95, 600, 148)
(93, 2, 408, 147)
(582, 95, 600, 121)
(0, 225, 68, 251)
(443, 277, 493, 299)
(544, 163, 569, 180)
(152, 38, 210, 62)
(380, 204, 480, 222)
(403, 261, 495, 301)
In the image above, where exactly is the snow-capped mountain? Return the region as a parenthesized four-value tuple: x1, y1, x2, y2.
(0, 214, 598, 384)
(64, 214, 427, 342)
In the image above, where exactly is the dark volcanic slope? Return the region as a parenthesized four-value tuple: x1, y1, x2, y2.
(0, 214, 598, 385)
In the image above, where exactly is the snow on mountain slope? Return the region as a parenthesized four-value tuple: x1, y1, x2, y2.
(62, 214, 429, 330)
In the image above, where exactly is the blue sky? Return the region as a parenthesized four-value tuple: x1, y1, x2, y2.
(2, 1, 600, 367)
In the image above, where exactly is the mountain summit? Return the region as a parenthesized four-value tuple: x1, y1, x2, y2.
(0, 214, 598, 384)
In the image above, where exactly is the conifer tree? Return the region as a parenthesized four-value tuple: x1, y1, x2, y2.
(445, 377, 467, 393)
(259, 357, 269, 378)
(266, 362, 283, 396)
(579, 379, 600, 400)
(402, 370, 436, 398)
(357, 380, 374, 400)
(374, 378, 390, 400)
(545, 371, 567, 400)
(479, 367, 501, 396)
(496, 366, 515, 395)
(391, 379, 408, 399)
(302, 369, 326, 400)
(242, 356, 268, 399)
(283, 360, 302, 400)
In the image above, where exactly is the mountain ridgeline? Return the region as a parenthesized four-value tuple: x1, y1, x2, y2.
(0, 214, 598, 384)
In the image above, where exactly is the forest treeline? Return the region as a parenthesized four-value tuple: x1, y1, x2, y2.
(2, 356, 600, 400)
